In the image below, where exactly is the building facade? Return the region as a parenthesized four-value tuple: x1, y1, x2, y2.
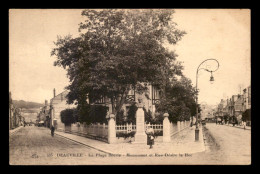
(50, 89, 76, 131)
(9, 92, 24, 129)
(88, 85, 160, 119)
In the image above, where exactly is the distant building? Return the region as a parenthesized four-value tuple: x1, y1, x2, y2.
(216, 99, 226, 117)
(9, 92, 23, 129)
(242, 85, 251, 111)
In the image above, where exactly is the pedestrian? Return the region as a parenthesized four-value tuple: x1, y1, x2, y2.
(243, 121, 246, 130)
(146, 127, 154, 149)
(51, 125, 55, 137)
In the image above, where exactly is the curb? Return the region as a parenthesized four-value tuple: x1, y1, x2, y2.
(202, 125, 220, 151)
(224, 124, 251, 130)
(9, 126, 23, 136)
(54, 132, 114, 155)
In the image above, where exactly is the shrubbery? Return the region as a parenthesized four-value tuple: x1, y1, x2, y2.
(116, 130, 163, 139)
(78, 104, 108, 125)
(60, 108, 77, 125)
(116, 131, 136, 139)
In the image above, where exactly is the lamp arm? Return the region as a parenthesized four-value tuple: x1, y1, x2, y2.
(197, 58, 220, 73)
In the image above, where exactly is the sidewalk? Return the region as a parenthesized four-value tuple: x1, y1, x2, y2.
(9, 126, 23, 136)
(224, 124, 251, 130)
(55, 126, 205, 155)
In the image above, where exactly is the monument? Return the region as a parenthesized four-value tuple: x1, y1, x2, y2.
(133, 96, 147, 143)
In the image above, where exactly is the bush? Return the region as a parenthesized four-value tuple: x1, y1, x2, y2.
(77, 104, 108, 124)
(60, 108, 77, 125)
(154, 130, 163, 137)
(89, 105, 108, 124)
(116, 131, 136, 139)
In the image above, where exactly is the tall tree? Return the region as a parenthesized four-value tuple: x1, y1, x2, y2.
(156, 76, 198, 122)
(51, 9, 186, 118)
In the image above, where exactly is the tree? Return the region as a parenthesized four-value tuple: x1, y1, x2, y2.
(51, 9, 186, 120)
(242, 109, 251, 122)
(156, 76, 197, 123)
(77, 104, 108, 124)
(126, 103, 138, 124)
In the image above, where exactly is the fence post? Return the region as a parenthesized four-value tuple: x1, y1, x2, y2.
(177, 121, 181, 132)
(108, 114, 116, 144)
(163, 113, 171, 142)
(103, 123, 106, 137)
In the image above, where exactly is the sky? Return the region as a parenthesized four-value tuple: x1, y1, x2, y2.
(9, 9, 251, 105)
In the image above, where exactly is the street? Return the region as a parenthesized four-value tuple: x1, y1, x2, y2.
(202, 123, 251, 165)
(9, 126, 105, 165)
(9, 124, 251, 165)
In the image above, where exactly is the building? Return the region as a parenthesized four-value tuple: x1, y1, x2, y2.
(36, 100, 51, 127)
(9, 92, 24, 129)
(217, 99, 226, 117)
(50, 89, 76, 131)
(88, 84, 161, 119)
(242, 85, 251, 125)
(49, 84, 160, 130)
(242, 85, 251, 111)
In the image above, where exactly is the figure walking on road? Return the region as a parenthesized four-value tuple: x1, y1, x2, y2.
(146, 127, 154, 149)
(51, 125, 55, 137)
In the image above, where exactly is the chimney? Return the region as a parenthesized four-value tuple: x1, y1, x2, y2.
(45, 100, 48, 106)
(53, 88, 56, 98)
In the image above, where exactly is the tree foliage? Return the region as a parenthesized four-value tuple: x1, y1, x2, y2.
(126, 103, 138, 124)
(156, 76, 197, 123)
(77, 104, 108, 124)
(60, 108, 77, 125)
(51, 9, 186, 118)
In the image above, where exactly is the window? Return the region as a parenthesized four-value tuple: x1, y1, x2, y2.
(126, 86, 135, 102)
(152, 86, 160, 105)
(89, 95, 105, 104)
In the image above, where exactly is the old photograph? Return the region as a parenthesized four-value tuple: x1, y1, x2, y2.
(9, 9, 251, 165)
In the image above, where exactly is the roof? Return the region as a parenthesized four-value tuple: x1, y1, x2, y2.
(50, 90, 69, 104)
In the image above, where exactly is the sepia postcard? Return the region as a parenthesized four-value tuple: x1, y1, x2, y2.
(9, 9, 251, 165)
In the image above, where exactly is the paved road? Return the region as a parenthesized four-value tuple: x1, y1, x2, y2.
(9, 124, 251, 165)
(9, 126, 105, 165)
(202, 123, 251, 165)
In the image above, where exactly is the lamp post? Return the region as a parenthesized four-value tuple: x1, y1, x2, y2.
(195, 59, 219, 141)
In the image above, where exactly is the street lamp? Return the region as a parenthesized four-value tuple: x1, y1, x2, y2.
(195, 59, 219, 141)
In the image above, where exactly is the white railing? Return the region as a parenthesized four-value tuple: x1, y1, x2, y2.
(145, 123, 163, 132)
(116, 123, 136, 133)
(116, 123, 163, 134)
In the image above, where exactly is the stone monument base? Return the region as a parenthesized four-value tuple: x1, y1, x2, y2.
(133, 133, 147, 144)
